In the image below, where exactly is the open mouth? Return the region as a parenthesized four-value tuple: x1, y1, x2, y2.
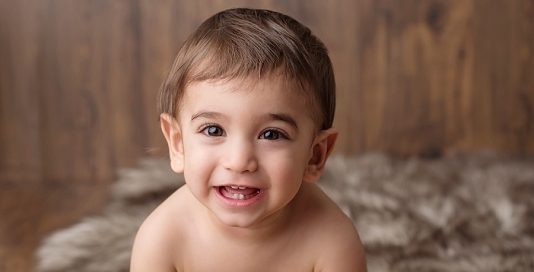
(218, 186, 261, 200)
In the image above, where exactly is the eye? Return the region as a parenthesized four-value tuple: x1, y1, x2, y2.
(201, 125, 225, 137)
(259, 129, 287, 140)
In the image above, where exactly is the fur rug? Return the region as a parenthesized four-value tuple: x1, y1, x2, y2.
(35, 152, 534, 272)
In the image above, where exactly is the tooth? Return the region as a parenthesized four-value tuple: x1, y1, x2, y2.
(233, 193, 238, 199)
(239, 194, 244, 200)
(231, 186, 238, 189)
(238, 187, 246, 189)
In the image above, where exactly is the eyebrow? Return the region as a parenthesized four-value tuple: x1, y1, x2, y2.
(190, 111, 225, 122)
(269, 113, 299, 132)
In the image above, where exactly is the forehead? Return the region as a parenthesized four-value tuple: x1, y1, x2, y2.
(181, 75, 314, 120)
(186, 76, 295, 102)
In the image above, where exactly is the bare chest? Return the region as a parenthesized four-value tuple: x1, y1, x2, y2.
(177, 237, 316, 272)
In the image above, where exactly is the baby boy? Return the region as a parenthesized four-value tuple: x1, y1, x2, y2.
(131, 8, 366, 272)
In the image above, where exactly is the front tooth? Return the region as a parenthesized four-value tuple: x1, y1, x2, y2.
(233, 193, 239, 199)
(238, 186, 246, 189)
(238, 194, 244, 200)
(231, 186, 238, 189)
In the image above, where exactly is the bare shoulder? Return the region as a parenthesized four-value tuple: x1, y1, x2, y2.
(130, 185, 190, 272)
(313, 212, 367, 272)
(301, 184, 367, 272)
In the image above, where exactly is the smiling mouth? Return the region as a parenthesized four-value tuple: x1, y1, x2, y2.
(217, 186, 261, 200)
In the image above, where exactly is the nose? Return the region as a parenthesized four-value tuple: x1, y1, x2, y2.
(221, 138, 258, 173)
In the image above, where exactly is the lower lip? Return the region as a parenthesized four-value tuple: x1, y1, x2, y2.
(214, 187, 264, 208)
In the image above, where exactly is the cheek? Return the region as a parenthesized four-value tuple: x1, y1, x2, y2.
(182, 141, 218, 187)
(263, 147, 309, 185)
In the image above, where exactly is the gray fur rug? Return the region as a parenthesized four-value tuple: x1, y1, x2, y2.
(35, 152, 534, 272)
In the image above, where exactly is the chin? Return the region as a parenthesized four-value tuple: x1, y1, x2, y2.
(215, 213, 263, 229)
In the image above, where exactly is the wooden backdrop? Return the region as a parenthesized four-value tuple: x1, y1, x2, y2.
(1, 0, 533, 185)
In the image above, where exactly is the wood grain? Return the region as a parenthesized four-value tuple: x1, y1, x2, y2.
(0, 0, 43, 184)
(2, 0, 533, 183)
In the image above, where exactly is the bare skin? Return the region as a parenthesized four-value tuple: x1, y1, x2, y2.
(131, 182, 366, 272)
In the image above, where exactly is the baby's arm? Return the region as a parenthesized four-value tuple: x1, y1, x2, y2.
(130, 206, 178, 272)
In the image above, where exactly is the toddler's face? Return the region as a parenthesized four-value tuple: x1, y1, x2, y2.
(174, 76, 318, 228)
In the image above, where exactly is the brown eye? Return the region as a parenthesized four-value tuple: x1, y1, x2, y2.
(260, 130, 282, 140)
(203, 125, 225, 136)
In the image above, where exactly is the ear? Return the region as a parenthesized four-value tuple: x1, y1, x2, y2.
(160, 113, 184, 173)
(303, 128, 338, 183)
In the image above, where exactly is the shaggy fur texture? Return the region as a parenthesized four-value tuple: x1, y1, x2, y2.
(35, 152, 534, 272)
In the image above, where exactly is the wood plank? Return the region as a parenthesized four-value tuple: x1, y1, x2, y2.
(1, 0, 533, 188)
(471, 0, 534, 154)
(0, 0, 43, 184)
(37, 0, 148, 183)
(357, 0, 475, 156)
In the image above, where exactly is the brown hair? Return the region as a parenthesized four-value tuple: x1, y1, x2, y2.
(158, 8, 336, 130)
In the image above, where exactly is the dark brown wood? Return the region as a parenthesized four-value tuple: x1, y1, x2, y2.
(37, 0, 150, 183)
(0, 183, 111, 271)
(2, 0, 533, 182)
(0, 0, 43, 185)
